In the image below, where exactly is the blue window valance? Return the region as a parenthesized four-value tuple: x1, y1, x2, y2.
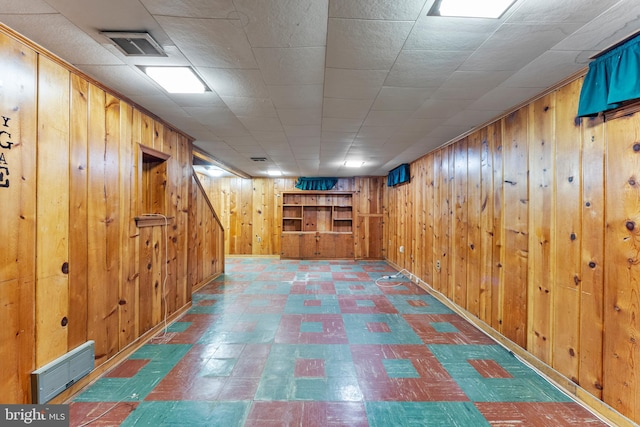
(387, 163, 410, 187)
(295, 177, 338, 191)
(578, 34, 640, 117)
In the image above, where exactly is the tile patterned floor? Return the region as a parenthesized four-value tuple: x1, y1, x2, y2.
(70, 258, 607, 426)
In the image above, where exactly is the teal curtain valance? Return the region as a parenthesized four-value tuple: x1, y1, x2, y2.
(578, 34, 640, 117)
(294, 177, 338, 191)
(387, 163, 410, 187)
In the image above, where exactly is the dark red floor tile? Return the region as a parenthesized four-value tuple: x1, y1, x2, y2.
(338, 295, 398, 314)
(351, 345, 468, 402)
(468, 359, 513, 379)
(105, 359, 149, 378)
(475, 402, 608, 426)
(275, 314, 348, 344)
(404, 313, 496, 345)
(69, 402, 139, 427)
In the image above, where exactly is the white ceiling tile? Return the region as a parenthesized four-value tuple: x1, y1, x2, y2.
(412, 98, 471, 119)
(324, 68, 387, 100)
(80, 65, 157, 96)
(460, 22, 583, 72)
(329, 0, 427, 20)
(221, 97, 278, 117)
(444, 109, 504, 129)
(0, 0, 56, 13)
(401, 118, 445, 133)
(470, 86, 544, 111)
(199, 68, 269, 98)
(155, 16, 256, 68)
(234, 0, 328, 47)
(351, 137, 390, 148)
(322, 118, 364, 133)
(268, 85, 324, 109)
(507, 0, 621, 24)
(0, 14, 122, 66)
(363, 110, 411, 127)
(277, 108, 322, 126)
(551, 0, 640, 52)
(253, 47, 325, 85)
(321, 132, 357, 143)
(238, 116, 284, 132)
(372, 87, 434, 111)
(322, 98, 374, 119)
(432, 70, 515, 100)
(223, 136, 260, 146)
(141, 0, 236, 18)
(290, 136, 322, 146)
(384, 50, 470, 87)
(502, 50, 588, 88)
(284, 126, 322, 138)
(326, 18, 414, 69)
(250, 130, 289, 143)
(404, 16, 500, 50)
(356, 125, 397, 139)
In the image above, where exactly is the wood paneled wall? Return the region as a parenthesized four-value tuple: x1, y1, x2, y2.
(384, 76, 640, 423)
(0, 25, 224, 403)
(196, 175, 386, 259)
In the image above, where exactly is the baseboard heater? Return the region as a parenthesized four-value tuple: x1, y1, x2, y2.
(31, 341, 95, 404)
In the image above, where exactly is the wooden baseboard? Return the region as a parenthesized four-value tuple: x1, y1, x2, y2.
(384, 260, 636, 427)
(52, 302, 192, 405)
(192, 272, 224, 293)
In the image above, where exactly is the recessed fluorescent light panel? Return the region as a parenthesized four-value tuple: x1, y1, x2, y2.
(429, 0, 515, 18)
(344, 161, 364, 168)
(143, 66, 209, 93)
(267, 170, 282, 176)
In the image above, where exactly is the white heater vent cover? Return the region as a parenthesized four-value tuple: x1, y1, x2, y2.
(101, 31, 166, 57)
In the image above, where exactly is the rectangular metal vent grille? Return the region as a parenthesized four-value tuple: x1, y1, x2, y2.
(101, 32, 166, 57)
(31, 341, 95, 404)
(250, 157, 268, 162)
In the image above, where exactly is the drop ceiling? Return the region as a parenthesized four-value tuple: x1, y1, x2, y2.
(1, 0, 639, 177)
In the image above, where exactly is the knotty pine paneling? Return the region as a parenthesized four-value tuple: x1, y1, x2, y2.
(197, 176, 384, 258)
(0, 29, 37, 403)
(527, 94, 555, 364)
(604, 111, 640, 420)
(0, 24, 224, 404)
(383, 74, 640, 424)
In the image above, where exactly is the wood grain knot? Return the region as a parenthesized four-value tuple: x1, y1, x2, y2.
(626, 221, 635, 231)
(568, 176, 574, 183)
(61, 262, 69, 274)
(61, 317, 68, 327)
(634, 143, 640, 152)
(570, 232, 577, 241)
(589, 261, 596, 269)
(569, 348, 575, 357)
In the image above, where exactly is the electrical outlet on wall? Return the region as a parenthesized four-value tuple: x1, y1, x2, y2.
(436, 260, 441, 271)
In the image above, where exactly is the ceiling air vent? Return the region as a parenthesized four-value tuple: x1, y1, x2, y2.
(250, 157, 268, 162)
(101, 31, 166, 57)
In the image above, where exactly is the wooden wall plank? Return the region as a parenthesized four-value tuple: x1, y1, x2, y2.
(501, 110, 529, 347)
(35, 56, 70, 366)
(467, 132, 482, 316)
(479, 125, 495, 324)
(452, 138, 468, 307)
(603, 111, 640, 419)
(118, 102, 138, 348)
(553, 80, 582, 382)
(86, 87, 120, 365)
(580, 114, 605, 398)
(491, 123, 504, 332)
(68, 74, 89, 350)
(527, 93, 555, 364)
(0, 30, 37, 403)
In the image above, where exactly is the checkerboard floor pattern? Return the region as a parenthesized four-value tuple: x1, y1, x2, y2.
(70, 258, 606, 426)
